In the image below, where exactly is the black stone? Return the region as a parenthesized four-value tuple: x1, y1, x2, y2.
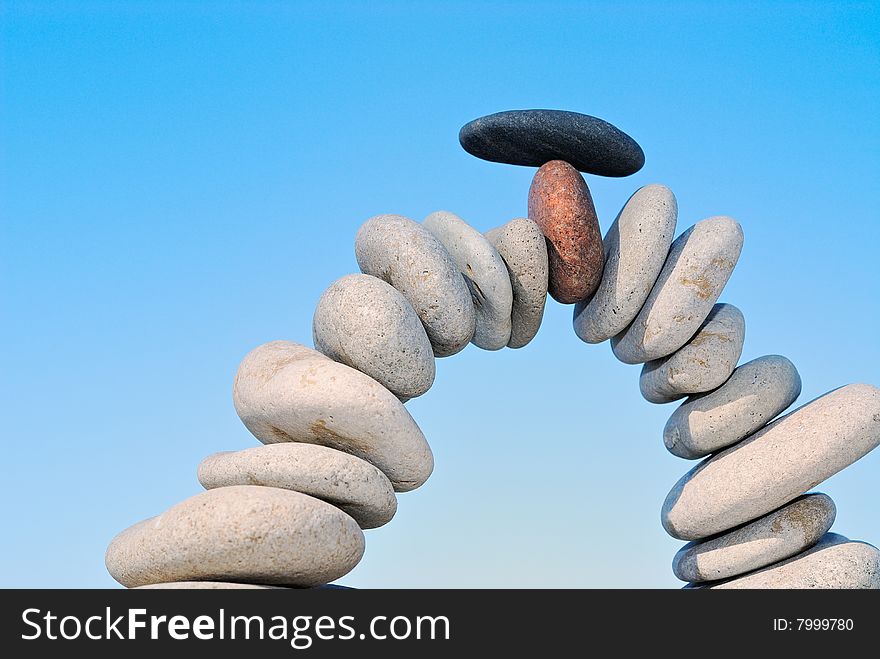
(459, 109, 645, 177)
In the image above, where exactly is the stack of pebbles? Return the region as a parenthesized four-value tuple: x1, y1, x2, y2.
(104, 110, 880, 589)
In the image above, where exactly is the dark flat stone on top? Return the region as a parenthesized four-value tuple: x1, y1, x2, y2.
(459, 109, 645, 177)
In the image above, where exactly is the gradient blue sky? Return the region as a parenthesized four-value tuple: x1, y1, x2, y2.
(2, 1, 878, 588)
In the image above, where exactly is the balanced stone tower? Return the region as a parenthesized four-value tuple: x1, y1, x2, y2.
(105, 110, 880, 589)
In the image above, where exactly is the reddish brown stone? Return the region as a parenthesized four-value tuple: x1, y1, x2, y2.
(527, 160, 604, 304)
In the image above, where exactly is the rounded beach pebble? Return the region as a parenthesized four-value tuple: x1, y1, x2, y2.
(485, 217, 549, 348)
(198, 443, 398, 529)
(528, 160, 604, 304)
(459, 109, 645, 177)
(672, 493, 836, 583)
(664, 354, 802, 459)
(312, 273, 435, 400)
(661, 384, 880, 540)
(639, 303, 745, 404)
(611, 215, 744, 364)
(423, 211, 513, 350)
(355, 214, 475, 357)
(574, 184, 678, 344)
(105, 486, 365, 588)
(706, 533, 880, 589)
(233, 340, 434, 492)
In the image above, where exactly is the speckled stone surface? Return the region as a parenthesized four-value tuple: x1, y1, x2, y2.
(706, 533, 880, 589)
(664, 354, 802, 459)
(639, 303, 745, 404)
(611, 216, 744, 364)
(233, 341, 434, 492)
(355, 214, 475, 357)
(573, 184, 678, 344)
(485, 217, 548, 348)
(312, 274, 435, 400)
(423, 211, 513, 350)
(105, 486, 365, 588)
(527, 160, 604, 304)
(673, 493, 836, 583)
(459, 109, 645, 177)
(662, 384, 880, 540)
(198, 444, 398, 529)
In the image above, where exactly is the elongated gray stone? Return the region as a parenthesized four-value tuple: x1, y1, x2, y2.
(198, 444, 398, 529)
(662, 384, 880, 540)
(707, 534, 880, 589)
(673, 493, 836, 583)
(105, 486, 365, 588)
(233, 341, 433, 492)
(612, 216, 743, 364)
(458, 110, 645, 177)
(485, 217, 548, 348)
(423, 211, 513, 350)
(639, 303, 745, 404)
(664, 355, 802, 459)
(573, 184, 678, 344)
(313, 274, 435, 400)
(355, 214, 475, 357)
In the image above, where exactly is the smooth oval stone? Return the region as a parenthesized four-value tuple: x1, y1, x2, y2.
(573, 184, 678, 344)
(355, 214, 476, 357)
(105, 486, 365, 588)
(527, 160, 604, 304)
(707, 534, 880, 589)
(137, 582, 286, 589)
(612, 216, 744, 364)
(664, 355, 802, 459)
(313, 274, 435, 400)
(459, 109, 645, 177)
(423, 211, 513, 350)
(639, 303, 745, 404)
(485, 217, 549, 348)
(662, 384, 880, 540)
(673, 493, 836, 583)
(198, 444, 398, 529)
(233, 341, 434, 492)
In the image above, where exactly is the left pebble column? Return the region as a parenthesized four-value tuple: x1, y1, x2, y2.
(105, 216, 448, 589)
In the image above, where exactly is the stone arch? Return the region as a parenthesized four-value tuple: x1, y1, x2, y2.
(105, 111, 880, 589)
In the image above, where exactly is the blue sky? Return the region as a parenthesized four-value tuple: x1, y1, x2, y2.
(1, 1, 878, 588)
